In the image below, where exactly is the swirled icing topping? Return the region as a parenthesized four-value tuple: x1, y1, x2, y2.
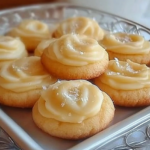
(8, 20, 50, 38)
(8, 20, 50, 50)
(43, 34, 106, 66)
(98, 59, 150, 90)
(53, 17, 104, 40)
(0, 36, 27, 61)
(0, 56, 57, 92)
(38, 80, 103, 123)
(100, 32, 150, 54)
(34, 39, 56, 57)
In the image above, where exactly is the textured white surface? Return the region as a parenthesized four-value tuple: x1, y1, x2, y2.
(67, 0, 150, 28)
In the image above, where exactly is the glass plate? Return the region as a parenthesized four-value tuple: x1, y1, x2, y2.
(0, 3, 150, 150)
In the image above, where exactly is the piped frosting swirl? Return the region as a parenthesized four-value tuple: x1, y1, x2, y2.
(38, 80, 103, 123)
(53, 17, 104, 40)
(100, 32, 150, 54)
(8, 20, 50, 50)
(9, 20, 50, 38)
(0, 56, 57, 92)
(0, 36, 27, 61)
(43, 34, 106, 66)
(98, 59, 150, 90)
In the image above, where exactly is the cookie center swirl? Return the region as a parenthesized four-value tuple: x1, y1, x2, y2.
(0, 56, 57, 92)
(0, 36, 27, 60)
(99, 59, 150, 90)
(100, 33, 150, 54)
(12, 20, 50, 38)
(0, 36, 18, 49)
(45, 34, 105, 66)
(55, 17, 104, 40)
(38, 80, 103, 123)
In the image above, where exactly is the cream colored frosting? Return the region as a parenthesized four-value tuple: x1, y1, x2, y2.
(9, 20, 50, 38)
(8, 20, 50, 49)
(98, 59, 150, 90)
(34, 39, 56, 57)
(54, 17, 104, 40)
(38, 80, 103, 123)
(44, 34, 106, 66)
(100, 32, 150, 54)
(0, 36, 27, 61)
(0, 56, 57, 92)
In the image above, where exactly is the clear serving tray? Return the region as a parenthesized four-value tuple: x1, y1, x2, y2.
(0, 3, 150, 150)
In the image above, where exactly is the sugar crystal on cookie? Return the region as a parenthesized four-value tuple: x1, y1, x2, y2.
(115, 34, 132, 43)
